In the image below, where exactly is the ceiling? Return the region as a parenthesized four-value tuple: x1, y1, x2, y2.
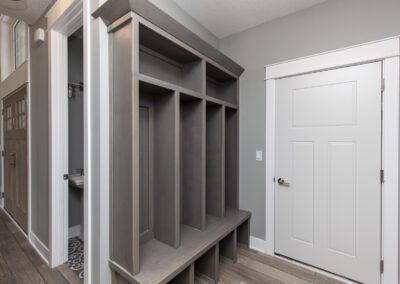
(0, 0, 53, 24)
(173, 0, 327, 39)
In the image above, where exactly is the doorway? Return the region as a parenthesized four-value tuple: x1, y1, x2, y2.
(65, 27, 85, 281)
(265, 38, 400, 284)
(3, 85, 28, 233)
(274, 62, 382, 283)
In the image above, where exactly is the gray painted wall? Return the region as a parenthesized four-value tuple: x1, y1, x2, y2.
(68, 35, 84, 228)
(148, 0, 219, 48)
(219, 0, 400, 239)
(30, 16, 49, 246)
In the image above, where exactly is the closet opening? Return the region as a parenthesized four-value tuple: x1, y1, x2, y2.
(66, 26, 85, 281)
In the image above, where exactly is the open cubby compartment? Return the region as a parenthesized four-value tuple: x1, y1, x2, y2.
(206, 102, 225, 218)
(206, 62, 238, 105)
(168, 264, 195, 284)
(195, 244, 220, 284)
(132, 210, 250, 283)
(219, 229, 237, 263)
(139, 24, 203, 93)
(180, 94, 206, 231)
(225, 107, 238, 210)
(237, 219, 250, 248)
(139, 80, 180, 249)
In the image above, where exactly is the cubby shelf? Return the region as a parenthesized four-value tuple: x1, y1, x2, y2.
(100, 2, 246, 283)
(139, 24, 203, 94)
(206, 62, 238, 106)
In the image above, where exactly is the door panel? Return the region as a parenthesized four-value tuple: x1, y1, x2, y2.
(3, 86, 28, 232)
(275, 63, 382, 284)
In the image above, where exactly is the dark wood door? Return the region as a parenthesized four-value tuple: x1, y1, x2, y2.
(3, 86, 28, 232)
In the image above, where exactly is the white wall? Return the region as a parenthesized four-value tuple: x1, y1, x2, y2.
(219, 0, 400, 240)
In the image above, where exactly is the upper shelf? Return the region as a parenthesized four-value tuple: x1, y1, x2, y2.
(206, 62, 238, 105)
(92, 0, 244, 77)
(139, 24, 203, 93)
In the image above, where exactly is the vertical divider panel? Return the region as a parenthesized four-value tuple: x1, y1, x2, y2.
(181, 97, 206, 230)
(201, 60, 207, 95)
(195, 244, 220, 283)
(206, 104, 225, 217)
(109, 18, 140, 275)
(132, 17, 141, 273)
(153, 91, 180, 248)
(237, 219, 250, 247)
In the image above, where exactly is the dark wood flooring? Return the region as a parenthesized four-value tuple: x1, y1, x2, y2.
(0, 209, 81, 284)
(0, 208, 344, 284)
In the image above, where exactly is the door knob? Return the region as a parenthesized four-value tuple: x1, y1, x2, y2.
(277, 178, 290, 187)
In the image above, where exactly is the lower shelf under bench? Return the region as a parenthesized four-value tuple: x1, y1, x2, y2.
(110, 209, 250, 284)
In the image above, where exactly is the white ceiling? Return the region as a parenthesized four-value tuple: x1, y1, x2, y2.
(173, 0, 327, 39)
(0, 0, 53, 24)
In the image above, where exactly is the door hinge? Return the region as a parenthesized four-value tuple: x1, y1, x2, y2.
(0, 192, 4, 198)
(380, 169, 385, 183)
(63, 174, 69, 180)
(273, 177, 276, 183)
(381, 78, 385, 93)
(1, 151, 4, 157)
(380, 259, 384, 274)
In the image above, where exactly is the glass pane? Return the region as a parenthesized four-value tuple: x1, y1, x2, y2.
(14, 21, 27, 68)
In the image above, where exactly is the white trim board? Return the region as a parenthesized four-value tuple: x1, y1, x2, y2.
(46, 0, 84, 272)
(265, 37, 400, 79)
(265, 37, 399, 284)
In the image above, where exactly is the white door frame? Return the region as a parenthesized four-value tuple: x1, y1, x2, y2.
(46, 0, 84, 270)
(265, 37, 399, 284)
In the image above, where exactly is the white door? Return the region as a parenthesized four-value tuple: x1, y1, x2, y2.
(275, 62, 382, 284)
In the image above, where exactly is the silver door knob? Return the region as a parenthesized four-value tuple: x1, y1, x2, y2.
(277, 178, 290, 187)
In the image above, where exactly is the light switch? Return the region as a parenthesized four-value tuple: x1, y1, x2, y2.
(256, 150, 263, 161)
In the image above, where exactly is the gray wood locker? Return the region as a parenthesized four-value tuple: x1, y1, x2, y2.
(93, 1, 251, 283)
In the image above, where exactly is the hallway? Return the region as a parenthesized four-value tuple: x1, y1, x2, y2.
(0, 209, 81, 284)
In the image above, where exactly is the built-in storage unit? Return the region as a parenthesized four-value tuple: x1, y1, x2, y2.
(94, 0, 249, 283)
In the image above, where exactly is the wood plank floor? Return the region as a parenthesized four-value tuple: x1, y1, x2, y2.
(0, 207, 344, 284)
(0, 209, 81, 284)
(215, 247, 345, 284)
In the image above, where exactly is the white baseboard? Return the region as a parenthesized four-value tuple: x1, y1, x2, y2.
(68, 224, 81, 239)
(249, 236, 269, 254)
(30, 232, 49, 265)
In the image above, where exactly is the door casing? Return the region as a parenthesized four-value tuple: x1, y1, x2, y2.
(46, 0, 85, 271)
(264, 37, 400, 284)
